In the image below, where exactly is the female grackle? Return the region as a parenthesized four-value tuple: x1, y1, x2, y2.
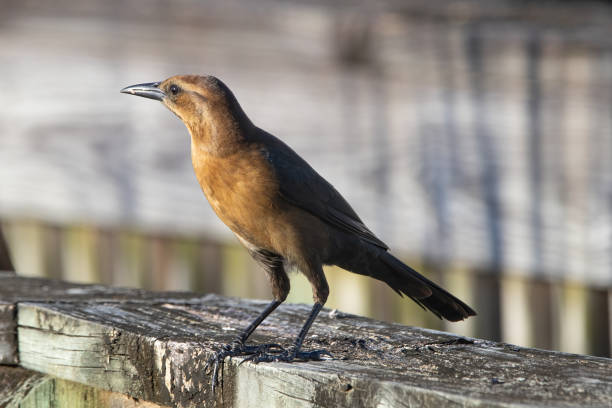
(121, 75, 476, 387)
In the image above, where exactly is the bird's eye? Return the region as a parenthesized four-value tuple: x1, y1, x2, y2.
(169, 84, 180, 95)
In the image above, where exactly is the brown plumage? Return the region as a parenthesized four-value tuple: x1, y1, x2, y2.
(121, 75, 476, 382)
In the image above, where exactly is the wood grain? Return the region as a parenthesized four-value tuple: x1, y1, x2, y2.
(0, 273, 203, 364)
(0, 302, 16, 365)
(7, 284, 611, 407)
(0, 365, 166, 408)
(1, 274, 611, 406)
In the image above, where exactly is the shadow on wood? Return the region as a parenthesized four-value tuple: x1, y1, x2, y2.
(0, 227, 14, 272)
(1, 273, 611, 407)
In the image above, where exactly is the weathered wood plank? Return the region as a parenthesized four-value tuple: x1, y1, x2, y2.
(0, 302, 16, 365)
(0, 274, 203, 364)
(0, 365, 166, 408)
(16, 294, 612, 408)
(0, 273, 202, 305)
(0, 365, 45, 407)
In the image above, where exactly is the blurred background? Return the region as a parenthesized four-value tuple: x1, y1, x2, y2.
(0, 0, 611, 357)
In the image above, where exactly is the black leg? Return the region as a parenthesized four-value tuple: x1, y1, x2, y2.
(243, 302, 331, 363)
(205, 300, 284, 391)
(235, 300, 281, 343)
(290, 302, 323, 353)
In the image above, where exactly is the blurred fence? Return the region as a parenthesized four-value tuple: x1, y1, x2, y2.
(0, 0, 611, 356)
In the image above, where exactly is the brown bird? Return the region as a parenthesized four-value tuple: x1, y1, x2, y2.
(121, 75, 476, 378)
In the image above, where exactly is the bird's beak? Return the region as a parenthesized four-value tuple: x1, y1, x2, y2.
(120, 82, 165, 101)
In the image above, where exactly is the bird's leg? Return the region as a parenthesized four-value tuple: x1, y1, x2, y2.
(205, 299, 284, 390)
(205, 250, 291, 391)
(244, 302, 331, 363)
(232, 299, 283, 346)
(286, 302, 330, 360)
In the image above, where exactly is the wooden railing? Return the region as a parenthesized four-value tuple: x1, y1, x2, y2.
(1, 272, 611, 407)
(3, 220, 611, 360)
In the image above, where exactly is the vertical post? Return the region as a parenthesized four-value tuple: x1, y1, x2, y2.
(195, 240, 223, 294)
(0, 225, 14, 272)
(464, 23, 503, 342)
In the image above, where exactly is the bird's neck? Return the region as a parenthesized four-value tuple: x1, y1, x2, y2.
(187, 108, 254, 157)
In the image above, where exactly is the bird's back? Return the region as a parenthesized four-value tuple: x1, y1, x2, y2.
(249, 128, 389, 250)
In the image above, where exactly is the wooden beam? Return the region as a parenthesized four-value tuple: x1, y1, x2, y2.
(0, 301, 16, 364)
(0, 366, 166, 407)
(3, 275, 611, 407)
(0, 273, 202, 364)
(0, 365, 44, 405)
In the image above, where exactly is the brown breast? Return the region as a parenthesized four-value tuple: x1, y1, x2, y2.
(191, 145, 281, 248)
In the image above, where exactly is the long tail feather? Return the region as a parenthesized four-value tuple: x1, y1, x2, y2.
(378, 252, 476, 321)
(337, 247, 476, 322)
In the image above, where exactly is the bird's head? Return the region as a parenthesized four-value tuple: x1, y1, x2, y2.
(121, 75, 252, 153)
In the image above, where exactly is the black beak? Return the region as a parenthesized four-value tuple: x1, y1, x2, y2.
(120, 82, 165, 101)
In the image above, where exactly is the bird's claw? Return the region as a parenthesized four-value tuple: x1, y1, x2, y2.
(205, 341, 286, 391)
(241, 346, 332, 364)
(303, 349, 333, 360)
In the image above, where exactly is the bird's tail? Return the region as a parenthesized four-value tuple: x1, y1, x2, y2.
(340, 250, 476, 322)
(379, 252, 476, 321)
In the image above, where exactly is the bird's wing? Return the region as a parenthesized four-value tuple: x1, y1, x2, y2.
(257, 133, 388, 250)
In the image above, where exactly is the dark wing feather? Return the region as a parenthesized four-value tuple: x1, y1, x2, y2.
(254, 130, 388, 250)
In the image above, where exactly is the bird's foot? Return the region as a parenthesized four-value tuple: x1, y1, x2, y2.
(204, 341, 285, 391)
(241, 345, 332, 364)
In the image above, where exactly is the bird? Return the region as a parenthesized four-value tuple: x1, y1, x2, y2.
(121, 75, 476, 382)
